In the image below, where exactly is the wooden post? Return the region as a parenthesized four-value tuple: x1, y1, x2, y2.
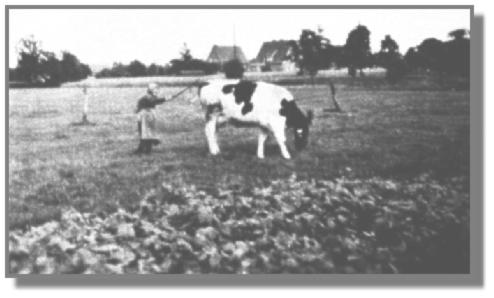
(329, 82, 342, 112)
(323, 82, 343, 113)
(82, 86, 89, 123)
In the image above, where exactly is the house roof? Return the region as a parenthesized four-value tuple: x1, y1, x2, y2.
(255, 40, 295, 63)
(207, 45, 248, 64)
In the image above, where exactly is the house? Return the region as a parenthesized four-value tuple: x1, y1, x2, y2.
(206, 45, 248, 66)
(251, 40, 297, 72)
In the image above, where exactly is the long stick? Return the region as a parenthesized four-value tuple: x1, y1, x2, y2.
(295, 82, 342, 112)
(167, 85, 193, 101)
(166, 79, 203, 102)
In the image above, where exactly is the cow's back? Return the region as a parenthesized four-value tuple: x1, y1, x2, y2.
(199, 79, 239, 106)
(200, 80, 295, 124)
(250, 82, 294, 112)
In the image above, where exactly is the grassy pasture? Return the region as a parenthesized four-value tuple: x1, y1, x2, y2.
(8, 83, 469, 232)
(63, 69, 467, 91)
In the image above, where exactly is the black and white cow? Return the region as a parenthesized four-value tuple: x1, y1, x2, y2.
(199, 79, 313, 159)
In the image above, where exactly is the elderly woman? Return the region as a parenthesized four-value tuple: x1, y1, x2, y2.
(134, 83, 167, 155)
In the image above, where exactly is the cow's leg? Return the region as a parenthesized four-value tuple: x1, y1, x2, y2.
(257, 128, 269, 159)
(205, 115, 220, 155)
(271, 122, 291, 159)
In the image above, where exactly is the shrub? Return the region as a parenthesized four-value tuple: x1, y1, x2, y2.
(223, 59, 244, 79)
(385, 58, 409, 84)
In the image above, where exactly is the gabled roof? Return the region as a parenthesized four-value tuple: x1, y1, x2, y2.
(207, 45, 248, 64)
(255, 40, 296, 63)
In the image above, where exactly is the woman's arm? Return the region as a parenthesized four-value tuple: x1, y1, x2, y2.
(153, 97, 166, 105)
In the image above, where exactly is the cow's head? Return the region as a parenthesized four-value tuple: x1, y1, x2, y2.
(280, 99, 313, 150)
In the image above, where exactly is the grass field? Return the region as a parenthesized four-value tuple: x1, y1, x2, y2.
(8, 78, 470, 273)
(9, 82, 469, 229)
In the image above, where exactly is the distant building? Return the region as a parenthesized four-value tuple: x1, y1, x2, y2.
(251, 40, 297, 72)
(206, 45, 248, 66)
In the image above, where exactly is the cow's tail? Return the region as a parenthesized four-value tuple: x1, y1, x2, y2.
(329, 80, 342, 112)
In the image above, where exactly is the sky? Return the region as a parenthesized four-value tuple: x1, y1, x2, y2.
(8, 9, 470, 70)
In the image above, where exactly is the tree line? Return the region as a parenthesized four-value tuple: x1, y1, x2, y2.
(10, 26, 469, 86)
(9, 36, 92, 87)
(96, 25, 469, 83)
(95, 44, 219, 78)
(291, 26, 469, 83)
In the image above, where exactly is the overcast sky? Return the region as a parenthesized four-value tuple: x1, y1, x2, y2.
(9, 8, 470, 69)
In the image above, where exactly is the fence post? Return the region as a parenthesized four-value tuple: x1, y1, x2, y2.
(82, 86, 89, 123)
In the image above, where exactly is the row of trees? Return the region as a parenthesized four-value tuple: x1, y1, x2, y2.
(96, 24, 469, 82)
(96, 60, 168, 78)
(291, 25, 469, 82)
(169, 25, 469, 82)
(13, 27, 466, 84)
(404, 29, 469, 77)
(10, 36, 92, 86)
(96, 44, 219, 78)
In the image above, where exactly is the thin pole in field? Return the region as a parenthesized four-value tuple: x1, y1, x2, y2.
(72, 81, 95, 126)
(82, 86, 89, 123)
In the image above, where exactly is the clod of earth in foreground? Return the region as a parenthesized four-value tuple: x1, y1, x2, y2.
(48, 235, 76, 253)
(116, 223, 136, 239)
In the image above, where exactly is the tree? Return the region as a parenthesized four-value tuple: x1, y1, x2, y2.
(381, 35, 399, 54)
(376, 35, 400, 66)
(147, 63, 169, 76)
(61, 51, 91, 82)
(384, 58, 408, 84)
(448, 29, 468, 40)
(16, 37, 64, 86)
(416, 38, 445, 72)
(344, 25, 371, 77)
(180, 43, 193, 62)
(80, 63, 92, 78)
(404, 30, 469, 78)
(128, 60, 147, 77)
(9, 68, 19, 81)
(443, 29, 469, 77)
(15, 36, 91, 85)
(167, 45, 219, 76)
(298, 29, 319, 77)
(16, 36, 44, 83)
(59, 52, 91, 82)
(96, 62, 129, 78)
(375, 35, 408, 83)
(295, 29, 332, 80)
(223, 59, 244, 79)
(39, 51, 63, 86)
(404, 47, 420, 70)
(147, 63, 159, 76)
